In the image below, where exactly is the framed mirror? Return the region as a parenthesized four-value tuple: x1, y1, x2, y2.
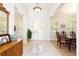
(0, 3, 9, 34)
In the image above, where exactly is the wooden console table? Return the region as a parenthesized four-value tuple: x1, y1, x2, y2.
(0, 39, 23, 56)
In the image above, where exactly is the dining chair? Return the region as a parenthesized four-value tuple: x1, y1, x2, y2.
(56, 31, 61, 46)
(60, 31, 68, 48)
(70, 31, 76, 38)
(70, 31, 76, 49)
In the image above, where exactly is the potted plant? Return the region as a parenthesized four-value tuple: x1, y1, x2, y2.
(27, 29, 32, 41)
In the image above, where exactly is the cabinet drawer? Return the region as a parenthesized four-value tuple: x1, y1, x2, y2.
(5, 46, 15, 56)
(0, 51, 6, 56)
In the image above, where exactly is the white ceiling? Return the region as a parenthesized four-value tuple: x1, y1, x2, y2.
(56, 3, 77, 14)
(14, 3, 77, 18)
(14, 3, 61, 16)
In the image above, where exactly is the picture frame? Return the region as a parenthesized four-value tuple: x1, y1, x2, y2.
(0, 34, 11, 46)
(61, 24, 65, 28)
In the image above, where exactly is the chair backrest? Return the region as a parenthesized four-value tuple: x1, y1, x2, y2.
(61, 31, 67, 36)
(56, 32, 61, 40)
(70, 31, 76, 38)
(61, 31, 67, 41)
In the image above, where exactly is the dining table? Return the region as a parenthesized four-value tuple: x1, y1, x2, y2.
(66, 36, 76, 51)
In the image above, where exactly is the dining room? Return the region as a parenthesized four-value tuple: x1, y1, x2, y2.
(50, 3, 76, 56)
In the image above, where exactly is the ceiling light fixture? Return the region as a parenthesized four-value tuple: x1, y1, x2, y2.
(33, 3, 42, 13)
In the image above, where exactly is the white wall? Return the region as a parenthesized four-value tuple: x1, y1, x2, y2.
(50, 14, 76, 40)
(28, 9, 50, 40)
(14, 6, 24, 40)
(77, 4, 79, 56)
(14, 4, 29, 42)
(4, 3, 14, 35)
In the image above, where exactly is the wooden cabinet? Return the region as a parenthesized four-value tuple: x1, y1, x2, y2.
(14, 40, 23, 56)
(0, 40, 23, 56)
(5, 46, 15, 56)
(0, 51, 6, 56)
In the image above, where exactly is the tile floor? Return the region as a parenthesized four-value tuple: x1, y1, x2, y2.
(23, 40, 62, 56)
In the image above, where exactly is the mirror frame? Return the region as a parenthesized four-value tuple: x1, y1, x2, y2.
(0, 3, 9, 34)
